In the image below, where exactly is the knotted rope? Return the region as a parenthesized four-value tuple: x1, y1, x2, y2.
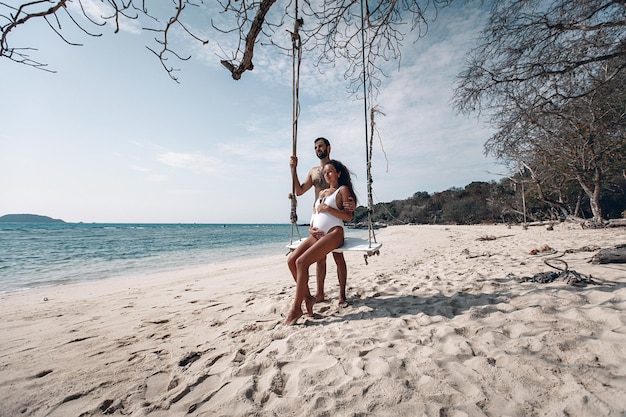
(514, 257, 596, 287)
(288, 2, 302, 244)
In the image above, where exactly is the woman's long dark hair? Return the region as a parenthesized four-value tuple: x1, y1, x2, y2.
(325, 160, 357, 205)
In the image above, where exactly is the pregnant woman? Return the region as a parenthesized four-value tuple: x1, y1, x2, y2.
(285, 160, 357, 325)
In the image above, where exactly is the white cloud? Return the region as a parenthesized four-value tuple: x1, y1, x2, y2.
(157, 152, 218, 174)
(168, 188, 206, 195)
(146, 174, 168, 182)
(129, 165, 151, 173)
(74, 0, 143, 34)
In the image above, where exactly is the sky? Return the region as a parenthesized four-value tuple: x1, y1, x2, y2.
(0, 1, 503, 224)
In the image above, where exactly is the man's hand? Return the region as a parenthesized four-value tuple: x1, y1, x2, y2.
(290, 156, 298, 169)
(343, 196, 355, 213)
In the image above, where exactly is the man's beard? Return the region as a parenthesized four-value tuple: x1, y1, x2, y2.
(317, 150, 328, 159)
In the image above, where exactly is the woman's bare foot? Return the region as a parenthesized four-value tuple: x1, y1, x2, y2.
(284, 308, 303, 325)
(305, 295, 316, 317)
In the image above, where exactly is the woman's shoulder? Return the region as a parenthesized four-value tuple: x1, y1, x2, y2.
(320, 187, 333, 196)
(337, 185, 354, 202)
(335, 186, 349, 200)
(331, 186, 345, 196)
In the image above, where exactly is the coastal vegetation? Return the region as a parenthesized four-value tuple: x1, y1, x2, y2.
(352, 176, 626, 226)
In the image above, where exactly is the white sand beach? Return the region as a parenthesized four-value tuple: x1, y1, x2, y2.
(1, 223, 625, 417)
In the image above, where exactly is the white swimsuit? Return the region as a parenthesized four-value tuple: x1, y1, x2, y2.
(312, 187, 344, 235)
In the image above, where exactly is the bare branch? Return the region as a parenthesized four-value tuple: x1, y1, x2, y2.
(454, 0, 626, 114)
(2, 0, 456, 87)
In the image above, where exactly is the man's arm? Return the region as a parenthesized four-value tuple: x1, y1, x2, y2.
(319, 187, 354, 222)
(290, 156, 314, 196)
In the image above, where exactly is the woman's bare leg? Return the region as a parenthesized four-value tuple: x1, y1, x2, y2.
(287, 238, 315, 299)
(285, 228, 344, 325)
(285, 238, 316, 325)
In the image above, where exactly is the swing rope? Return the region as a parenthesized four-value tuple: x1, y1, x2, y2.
(287, 0, 380, 254)
(288, 0, 303, 244)
(359, 0, 377, 248)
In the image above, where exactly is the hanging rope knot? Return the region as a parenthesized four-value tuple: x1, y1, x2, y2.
(290, 31, 301, 48)
(289, 17, 303, 48)
(288, 193, 298, 224)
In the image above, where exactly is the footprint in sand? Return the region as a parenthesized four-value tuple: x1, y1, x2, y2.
(144, 371, 171, 400)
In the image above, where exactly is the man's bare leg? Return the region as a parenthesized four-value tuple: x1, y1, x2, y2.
(333, 252, 348, 306)
(314, 256, 327, 302)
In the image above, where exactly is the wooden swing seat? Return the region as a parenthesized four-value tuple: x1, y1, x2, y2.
(287, 236, 382, 256)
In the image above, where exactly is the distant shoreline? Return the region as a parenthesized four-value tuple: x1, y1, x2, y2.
(0, 214, 65, 223)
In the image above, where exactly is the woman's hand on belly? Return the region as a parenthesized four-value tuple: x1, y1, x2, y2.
(309, 226, 324, 239)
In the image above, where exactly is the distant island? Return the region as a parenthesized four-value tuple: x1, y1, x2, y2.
(0, 214, 65, 223)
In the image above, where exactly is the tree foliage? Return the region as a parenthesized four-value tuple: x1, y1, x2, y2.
(351, 178, 626, 226)
(454, 0, 626, 113)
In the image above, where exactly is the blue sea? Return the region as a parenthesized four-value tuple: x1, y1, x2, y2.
(0, 223, 317, 293)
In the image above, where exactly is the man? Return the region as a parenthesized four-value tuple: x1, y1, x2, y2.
(289, 137, 354, 306)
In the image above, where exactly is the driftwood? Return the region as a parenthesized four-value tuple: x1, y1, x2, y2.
(476, 234, 515, 241)
(565, 245, 600, 254)
(591, 244, 626, 264)
(606, 219, 626, 228)
(520, 220, 556, 229)
(564, 216, 626, 229)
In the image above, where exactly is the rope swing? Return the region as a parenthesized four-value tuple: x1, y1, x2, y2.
(288, 0, 303, 244)
(287, 0, 382, 261)
(359, 0, 378, 250)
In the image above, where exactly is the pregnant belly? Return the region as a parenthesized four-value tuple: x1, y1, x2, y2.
(314, 213, 343, 235)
